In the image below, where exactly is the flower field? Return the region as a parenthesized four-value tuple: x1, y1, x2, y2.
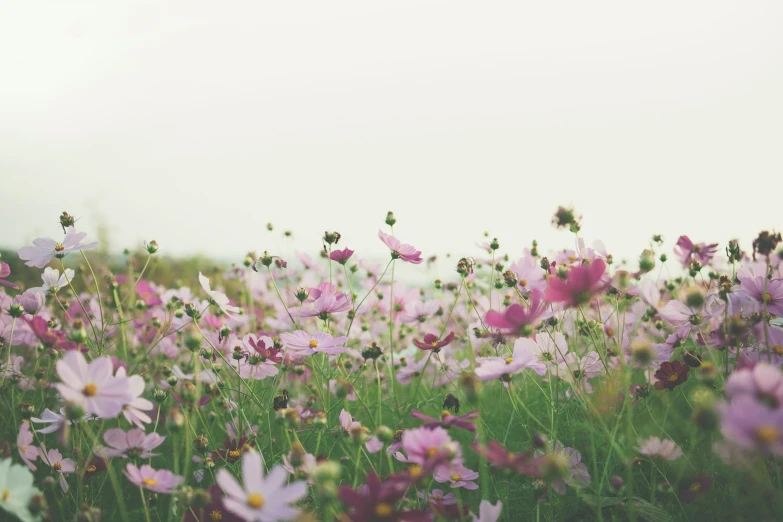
(1, 209, 782, 521)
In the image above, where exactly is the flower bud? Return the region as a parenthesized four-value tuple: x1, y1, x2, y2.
(312, 461, 342, 483)
(630, 338, 654, 365)
(376, 426, 394, 444)
(59, 211, 76, 231)
(18, 402, 35, 419)
(76, 504, 102, 522)
(7, 303, 23, 318)
(295, 287, 310, 302)
(145, 240, 159, 254)
(531, 433, 548, 449)
(639, 249, 656, 273)
(17, 290, 45, 315)
(65, 402, 85, 421)
(385, 211, 396, 227)
(685, 287, 705, 309)
(167, 409, 185, 431)
(323, 231, 341, 245)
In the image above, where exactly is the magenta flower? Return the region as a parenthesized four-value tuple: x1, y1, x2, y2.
(412, 331, 455, 352)
(217, 450, 308, 522)
(124, 463, 183, 494)
(279, 330, 349, 355)
(18, 226, 98, 268)
(378, 230, 423, 264)
(55, 351, 132, 419)
(329, 248, 355, 265)
(673, 235, 719, 268)
(546, 259, 608, 307)
(0, 262, 19, 290)
(135, 280, 162, 307)
(339, 470, 430, 522)
(484, 289, 548, 335)
(100, 428, 165, 458)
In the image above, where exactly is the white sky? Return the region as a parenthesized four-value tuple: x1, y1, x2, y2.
(1, 2, 781, 272)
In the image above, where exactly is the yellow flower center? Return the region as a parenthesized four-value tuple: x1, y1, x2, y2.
(374, 503, 393, 517)
(425, 447, 438, 458)
(247, 492, 265, 509)
(53, 462, 62, 471)
(520, 279, 528, 287)
(762, 292, 772, 303)
(450, 473, 462, 482)
(668, 373, 679, 382)
(689, 482, 701, 492)
(441, 410, 452, 419)
(210, 510, 223, 521)
(773, 345, 783, 355)
(756, 425, 779, 444)
(505, 357, 514, 365)
(228, 450, 241, 459)
(433, 493, 442, 499)
(1, 489, 8, 501)
(408, 465, 422, 479)
(19, 445, 26, 452)
(430, 341, 438, 347)
(142, 478, 157, 487)
(54, 243, 65, 252)
(87, 465, 97, 473)
(83, 383, 98, 397)
(309, 339, 319, 348)
(606, 328, 615, 337)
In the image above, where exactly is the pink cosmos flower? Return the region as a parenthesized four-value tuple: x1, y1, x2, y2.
(18, 226, 98, 268)
(217, 450, 308, 522)
(378, 230, 423, 264)
(329, 248, 354, 265)
(475, 337, 548, 382)
(401, 426, 456, 466)
(637, 436, 683, 460)
(737, 276, 783, 316)
(279, 330, 349, 356)
(55, 351, 132, 419)
(546, 259, 608, 307)
(400, 300, 441, 324)
(473, 500, 503, 522)
(16, 290, 45, 315)
(484, 289, 548, 335)
(299, 291, 352, 319)
(507, 255, 546, 294)
(0, 262, 19, 290)
(114, 366, 154, 428)
(124, 463, 183, 494)
(39, 443, 76, 492)
(101, 428, 166, 458)
(673, 236, 719, 268)
(412, 331, 455, 352)
(199, 272, 240, 316)
(135, 280, 163, 306)
(17, 421, 38, 471)
(434, 461, 479, 489)
(419, 488, 456, 505)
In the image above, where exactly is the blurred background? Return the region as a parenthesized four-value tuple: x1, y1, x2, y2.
(1, 2, 781, 277)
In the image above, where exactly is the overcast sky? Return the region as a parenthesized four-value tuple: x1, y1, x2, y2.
(1, 2, 781, 273)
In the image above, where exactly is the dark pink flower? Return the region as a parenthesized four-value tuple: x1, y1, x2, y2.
(0, 262, 19, 290)
(135, 280, 162, 306)
(546, 259, 608, 307)
(378, 230, 423, 264)
(674, 236, 719, 268)
(412, 331, 455, 352)
(411, 409, 479, 432)
(329, 248, 355, 265)
(484, 289, 548, 335)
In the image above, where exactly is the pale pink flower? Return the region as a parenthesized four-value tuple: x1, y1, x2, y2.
(18, 226, 98, 268)
(55, 351, 132, 418)
(378, 230, 423, 264)
(279, 331, 348, 356)
(434, 461, 479, 489)
(124, 463, 183, 494)
(101, 428, 165, 459)
(39, 443, 76, 492)
(637, 436, 683, 460)
(17, 421, 38, 471)
(199, 272, 240, 316)
(217, 450, 308, 522)
(473, 500, 503, 522)
(475, 337, 548, 382)
(115, 366, 154, 428)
